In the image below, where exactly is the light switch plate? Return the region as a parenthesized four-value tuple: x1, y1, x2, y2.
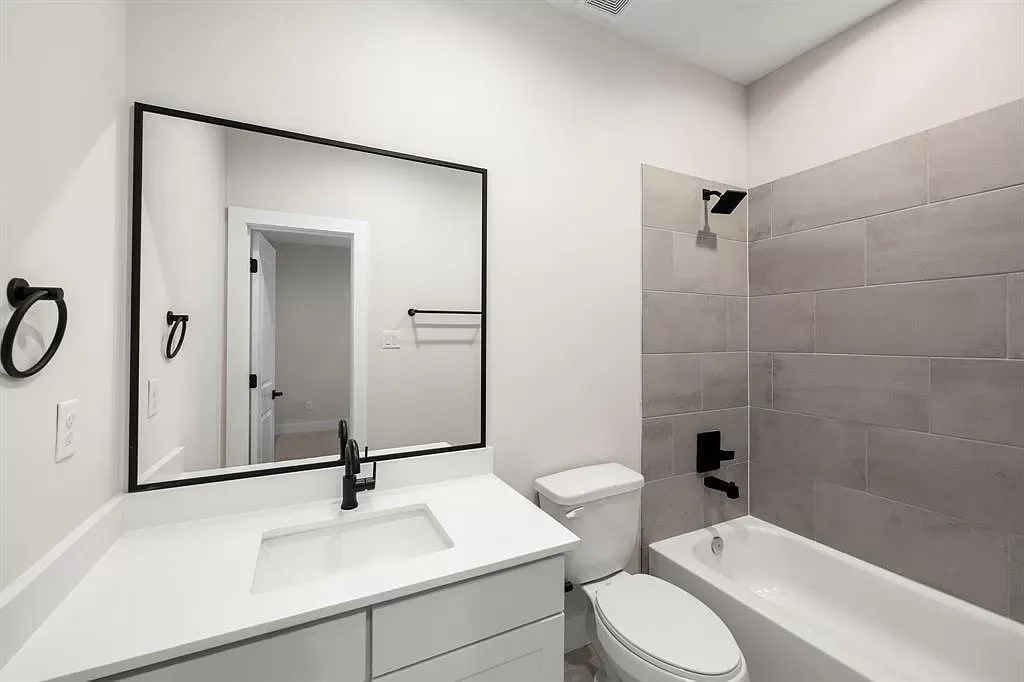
(55, 399, 78, 462)
(382, 330, 401, 350)
(147, 378, 160, 418)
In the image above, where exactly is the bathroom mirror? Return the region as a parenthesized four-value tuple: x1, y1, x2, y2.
(129, 103, 486, 490)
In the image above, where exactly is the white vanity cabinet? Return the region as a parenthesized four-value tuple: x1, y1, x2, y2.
(374, 614, 564, 682)
(119, 612, 368, 682)
(116, 557, 565, 682)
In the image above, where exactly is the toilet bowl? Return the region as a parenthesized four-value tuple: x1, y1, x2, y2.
(582, 573, 748, 682)
(533, 463, 748, 682)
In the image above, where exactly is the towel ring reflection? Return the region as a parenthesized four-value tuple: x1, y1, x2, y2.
(1, 278, 68, 379)
(165, 311, 189, 359)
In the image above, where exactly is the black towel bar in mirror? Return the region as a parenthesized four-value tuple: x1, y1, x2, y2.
(1, 278, 68, 379)
(165, 311, 189, 359)
(407, 308, 483, 317)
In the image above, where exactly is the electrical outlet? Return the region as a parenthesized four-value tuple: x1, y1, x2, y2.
(382, 330, 400, 350)
(305, 401, 313, 411)
(147, 378, 160, 418)
(55, 399, 78, 462)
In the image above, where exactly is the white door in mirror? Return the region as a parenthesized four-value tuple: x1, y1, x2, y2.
(55, 399, 78, 462)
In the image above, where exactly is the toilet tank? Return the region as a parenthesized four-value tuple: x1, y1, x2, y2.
(534, 463, 644, 584)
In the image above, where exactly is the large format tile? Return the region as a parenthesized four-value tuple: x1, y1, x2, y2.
(868, 428, 1024, 533)
(641, 227, 673, 291)
(670, 407, 749, 476)
(642, 473, 705, 544)
(1011, 534, 1024, 623)
(750, 409, 866, 489)
(749, 353, 772, 408)
(726, 297, 748, 352)
(642, 165, 747, 242)
(673, 232, 748, 296)
(750, 462, 814, 538)
(866, 184, 1024, 284)
(643, 227, 746, 295)
(814, 277, 1007, 357)
(928, 100, 1024, 201)
(772, 134, 927, 235)
(641, 354, 702, 417)
(748, 183, 772, 241)
(773, 354, 930, 430)
(641, 418, 674, 482)
(749, 293, 814, 352)
(814, 482, 1009, 613)
(930, 359, 1024, 447)
(642, 292, 727, 353)
(749, 220, 865, 295)
(1011, 274, 1024, 359)
(702, 352, 748, 410)
(704, 461, 748, 526)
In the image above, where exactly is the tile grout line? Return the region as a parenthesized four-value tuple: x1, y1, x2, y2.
(750, 405, 1024, 451)
(748, 270, 1024, 299)
(755, 180, 1023, 243)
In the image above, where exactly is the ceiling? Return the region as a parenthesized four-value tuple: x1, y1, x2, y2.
(546, 0, 898, 84)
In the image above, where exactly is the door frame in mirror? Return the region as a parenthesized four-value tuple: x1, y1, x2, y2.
(128, 102, 487, 492)
(225, 207, 370, 469)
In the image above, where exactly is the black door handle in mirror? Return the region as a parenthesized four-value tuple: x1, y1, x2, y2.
(271, 390, 284, 399)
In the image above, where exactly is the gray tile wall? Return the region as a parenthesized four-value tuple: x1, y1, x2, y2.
(747, 100, 1024, 623)
(641, 165, 749, 564)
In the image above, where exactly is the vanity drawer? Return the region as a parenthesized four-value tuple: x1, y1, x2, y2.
(374, 614, 564, 682)
(119, 611, 367, 682)
(371, 556, 563, 676)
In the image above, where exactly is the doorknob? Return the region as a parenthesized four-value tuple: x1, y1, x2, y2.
(271, 390, 284, 399)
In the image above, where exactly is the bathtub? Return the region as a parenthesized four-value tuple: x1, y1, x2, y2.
(649, 516, 1024, 682)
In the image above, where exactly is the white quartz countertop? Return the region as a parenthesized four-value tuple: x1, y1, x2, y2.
(1, 474, 579, 682)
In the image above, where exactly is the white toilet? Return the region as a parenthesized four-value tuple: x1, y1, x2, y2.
(535, 463, 749, 682)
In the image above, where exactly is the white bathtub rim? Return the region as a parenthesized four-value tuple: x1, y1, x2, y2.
(651, 515, 1024, 636)
(649, 516, 1024, 682)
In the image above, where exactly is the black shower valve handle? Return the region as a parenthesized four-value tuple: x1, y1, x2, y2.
(696, 430, 735, 474)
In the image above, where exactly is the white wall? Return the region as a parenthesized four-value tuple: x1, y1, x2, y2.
(273, 241, 352, 430)
(0, 0, 127, 588)
(129, 0, 747, 496)
(138, 115, 226, 474)
(748, 0, 1024, 185)
(225, 129, 483, 450)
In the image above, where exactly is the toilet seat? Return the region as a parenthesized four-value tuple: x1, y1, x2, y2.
(594, 574, 742, 681)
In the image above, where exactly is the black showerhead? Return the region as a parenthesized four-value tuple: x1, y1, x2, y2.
(702, 188, 748, 215)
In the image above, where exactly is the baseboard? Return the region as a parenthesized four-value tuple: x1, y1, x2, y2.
(275, 419, 339, 435)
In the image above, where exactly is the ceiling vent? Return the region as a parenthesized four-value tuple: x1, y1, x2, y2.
(584, 0, 633, 16)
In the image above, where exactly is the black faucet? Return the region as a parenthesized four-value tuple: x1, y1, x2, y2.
(703, 476, 740, 499)
(339, 418, 376, 510)
(341, 438, 376, 510)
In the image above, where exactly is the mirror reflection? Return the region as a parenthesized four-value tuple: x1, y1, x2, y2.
(134, 109, 484, 486)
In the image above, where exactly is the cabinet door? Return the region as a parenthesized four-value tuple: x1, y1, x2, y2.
(372, 557, 563, 675)
(373, 615, 563, 682)
(119, 612, 367, 682)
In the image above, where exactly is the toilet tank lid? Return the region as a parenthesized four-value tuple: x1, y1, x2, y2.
(534, 463, 644, 505)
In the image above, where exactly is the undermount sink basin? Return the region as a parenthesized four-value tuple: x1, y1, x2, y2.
(251, 505, 453, 593)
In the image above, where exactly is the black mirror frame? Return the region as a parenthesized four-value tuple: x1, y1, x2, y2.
(129, 102, 487, 492)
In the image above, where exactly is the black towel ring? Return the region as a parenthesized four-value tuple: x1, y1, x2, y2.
(165, 311, 189, 359)
(1, 278, 68, 379)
